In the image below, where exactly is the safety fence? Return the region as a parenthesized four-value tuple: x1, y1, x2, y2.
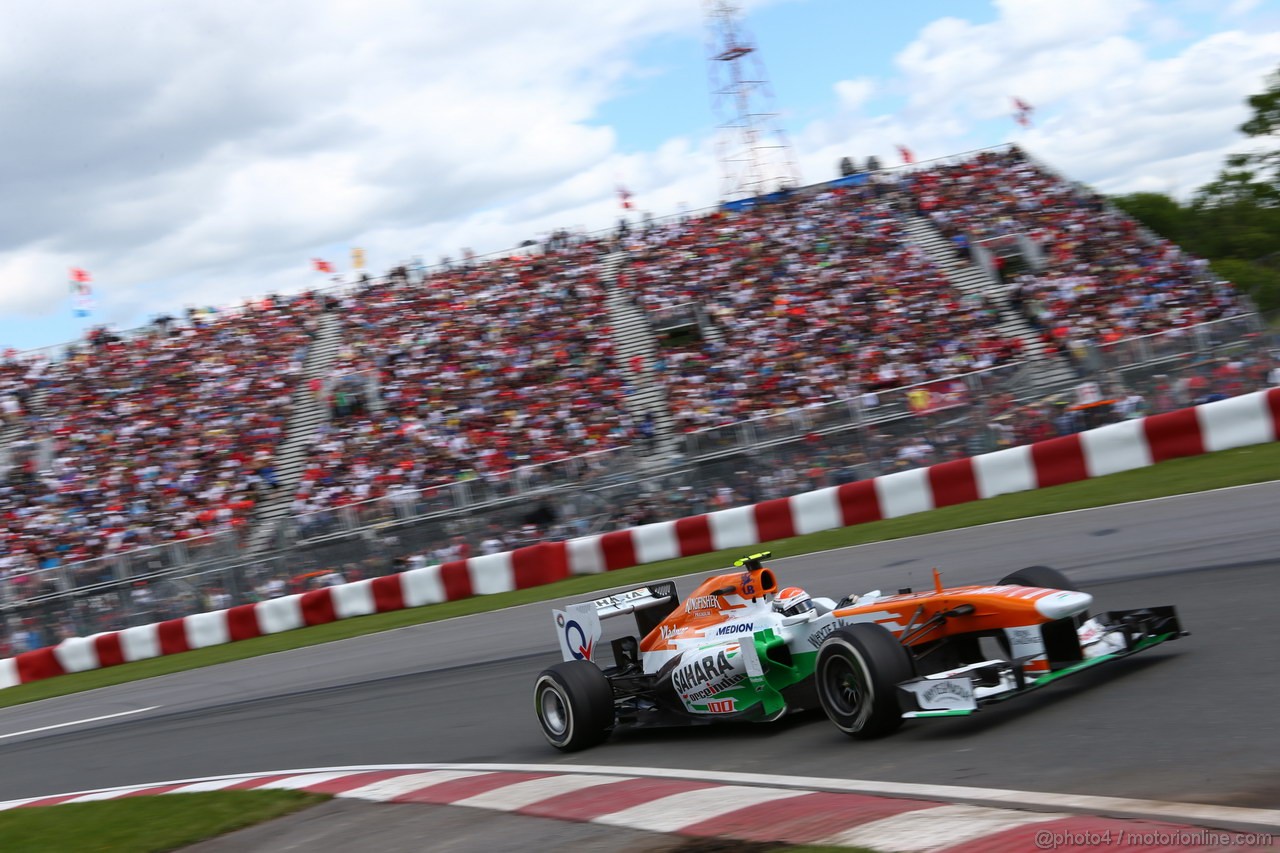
(3, 386, 1276, 688)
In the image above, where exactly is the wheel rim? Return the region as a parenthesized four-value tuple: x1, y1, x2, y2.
(539, 684, 569, 737)
(821, 651, 871, 729)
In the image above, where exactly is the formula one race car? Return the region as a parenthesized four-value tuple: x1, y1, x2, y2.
(532, 552, 1185, 750)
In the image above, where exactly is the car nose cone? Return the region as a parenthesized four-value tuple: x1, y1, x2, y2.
(1034, 590, 1093, 620)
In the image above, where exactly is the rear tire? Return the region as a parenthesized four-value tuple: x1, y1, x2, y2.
(533, 661, 615, 751)
(815, 623, 914, 739)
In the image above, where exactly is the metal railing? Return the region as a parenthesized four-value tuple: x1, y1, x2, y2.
(279, 443, 641, 545)
(648, 302, 704, 333)
(677, 362, 1029, 459)
(1078, 314, 1263, 380)
(0, 530, 242, 611)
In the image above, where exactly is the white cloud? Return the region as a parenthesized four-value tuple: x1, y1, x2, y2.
(1, 0, 1277, 346)
(834, 77, 875, 110)
(880, 1, 1279, 198)
(1004, 29, 1280, 197)
(0, 0, 708, 327)
(1225, 0, 1262, 17)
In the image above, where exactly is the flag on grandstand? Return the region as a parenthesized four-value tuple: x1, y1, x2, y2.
(313, 258, 334, 274)
(617, 186, 634, 210)
(1012, 96, 1034, 128)
(67, 268, 94, 317)
(897, 145, 915, 165)
(351, 247, 366, 270)
(69, 283, 93, 317)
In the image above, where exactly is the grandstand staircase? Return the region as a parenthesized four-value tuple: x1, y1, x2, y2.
(902, 214, 1078, 390)
(0, 386, 48, 473)
(245, 310, 343, 553)
(0, 415, 27, 448)
(601, 251, 680, 457)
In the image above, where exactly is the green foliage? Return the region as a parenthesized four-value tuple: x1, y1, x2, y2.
(1189, 195, 1280, 260)
(1111, 192, 1187, 243)
(1210, 258, 1280, 313)
(1198, 65, 1280, 209)
(1111, 65, 1280, 310)
(1239, 66, 1280, 195)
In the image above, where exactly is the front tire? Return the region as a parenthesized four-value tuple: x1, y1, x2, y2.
(998, 564, 1087, 650)
(533, 661, 615, 751)
(998, 565, 1076, 591)
(815, 623, 914, 739)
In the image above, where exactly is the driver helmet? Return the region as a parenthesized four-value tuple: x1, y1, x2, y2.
(773, 587, 815, 618)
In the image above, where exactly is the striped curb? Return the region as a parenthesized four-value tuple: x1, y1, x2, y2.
(3, 387, 1278, 690)
(0, 766, 1274, 851)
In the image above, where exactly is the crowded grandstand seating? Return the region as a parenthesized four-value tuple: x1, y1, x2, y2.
(0, 296, 316, 593)
(623, 189, 1022, 432)
(1, 146, 1273, 650)
(903, 148, 1246, 361)
(289, 239, 638, 522)
(0, 353, 41, 430)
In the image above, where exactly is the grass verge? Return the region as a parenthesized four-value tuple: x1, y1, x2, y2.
(3, 441, 1278, 711)
(0, 791, 326, 852)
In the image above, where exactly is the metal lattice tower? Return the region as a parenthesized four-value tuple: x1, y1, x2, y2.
(705, 0, 801, 201)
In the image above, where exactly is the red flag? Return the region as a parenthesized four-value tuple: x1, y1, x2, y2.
(897, 145, 915, 165)
(1012, 96, 1034, 128)
(617, 186, 633, 210)
(313, 258, 333, 274)
(69, 267, 91, 283)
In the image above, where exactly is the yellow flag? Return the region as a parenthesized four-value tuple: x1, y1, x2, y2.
(352, 247, 366, 270)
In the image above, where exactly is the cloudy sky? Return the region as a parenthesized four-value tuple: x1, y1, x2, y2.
(2, 0, 1277, 353)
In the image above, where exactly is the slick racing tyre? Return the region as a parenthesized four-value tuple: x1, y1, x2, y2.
(533, 660, 615, 752)
(815, 623, 914, 739)
(998, 565, 1077, 592)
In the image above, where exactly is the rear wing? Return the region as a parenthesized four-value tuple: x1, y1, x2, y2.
(553, 581, 678, 663)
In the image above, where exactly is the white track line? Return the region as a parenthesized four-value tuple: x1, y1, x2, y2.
(443, 763, 1280, 831)
(8, 764, 1276, 832)
(0, 706, 158, 740)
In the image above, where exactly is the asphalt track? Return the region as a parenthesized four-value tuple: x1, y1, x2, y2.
(2, 482, 1279, 808)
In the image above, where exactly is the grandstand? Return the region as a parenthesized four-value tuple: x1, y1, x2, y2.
(0, 144, 1272, 658)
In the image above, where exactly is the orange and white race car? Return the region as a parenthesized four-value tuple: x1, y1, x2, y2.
(532, 552, 1185, 751)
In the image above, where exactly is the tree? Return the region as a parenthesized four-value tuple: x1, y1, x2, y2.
(1113, 66, 1280, 313)
(1198, 64, 1280, 209)
(1210, 258, 1280, 313)
(1111, 192, 1188, 245)
(1240, 66, 1280, 187)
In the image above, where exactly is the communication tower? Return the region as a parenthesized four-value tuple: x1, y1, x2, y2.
(705, 1, 802, 200)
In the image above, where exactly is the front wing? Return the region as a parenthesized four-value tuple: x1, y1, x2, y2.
(896, 606, 1186, 719)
